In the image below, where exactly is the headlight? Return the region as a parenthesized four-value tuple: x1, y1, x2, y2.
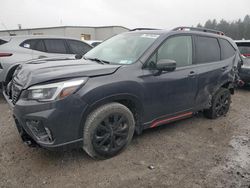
(22, 78, 87, 102)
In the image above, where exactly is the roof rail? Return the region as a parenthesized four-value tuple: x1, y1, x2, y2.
(129, 28, 160, 31)
(172, 26, 225, 36)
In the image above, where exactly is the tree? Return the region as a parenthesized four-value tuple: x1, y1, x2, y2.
(197, 15, 250, 40)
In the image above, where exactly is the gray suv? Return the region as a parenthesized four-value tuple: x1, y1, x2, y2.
(4, 27, 241, 159)
(0, 35, 92, 89)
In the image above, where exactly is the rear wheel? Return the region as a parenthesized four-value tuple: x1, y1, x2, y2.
(204, 88, 231, 119)
(83, 103, 135, 159)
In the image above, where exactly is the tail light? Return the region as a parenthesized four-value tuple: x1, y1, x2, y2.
(0, 53, 13, 57)
(242, 53, 250, 57)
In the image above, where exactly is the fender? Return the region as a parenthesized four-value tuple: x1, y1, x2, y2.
(4, 63, 20, 83)
(78, 93, 144, 137)
(214, 79, 235, 96)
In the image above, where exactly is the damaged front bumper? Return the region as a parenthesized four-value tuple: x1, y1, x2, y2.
(3, 91, 88, 151)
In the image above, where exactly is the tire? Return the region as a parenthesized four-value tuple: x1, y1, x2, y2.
(204, 88, 231, 119)
(83, 102, 135, 159)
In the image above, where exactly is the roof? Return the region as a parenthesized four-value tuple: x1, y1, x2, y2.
(127, 29, 229, 38)
(0, 35, 91, 43)
(0, 25, 130, 32)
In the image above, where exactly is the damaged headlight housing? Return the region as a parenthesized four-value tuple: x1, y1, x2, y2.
(22, 78, 87, 102)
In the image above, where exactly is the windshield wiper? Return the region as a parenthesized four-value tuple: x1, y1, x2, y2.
(84, 57, 110, 64)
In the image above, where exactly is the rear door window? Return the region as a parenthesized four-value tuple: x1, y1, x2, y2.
(67, 40, 92, 55)
(195, 36, 220, 63)
(21, 39, 38, 49)
(43, 39, 68, 54)
(20, 39, 46, 52)
(220, 39, 236, 59)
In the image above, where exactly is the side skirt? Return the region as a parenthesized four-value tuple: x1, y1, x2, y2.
(143, 111, 193, 129)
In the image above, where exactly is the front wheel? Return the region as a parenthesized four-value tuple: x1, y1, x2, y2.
(83, 102, 135, 159)
(204, 88, 231, 119)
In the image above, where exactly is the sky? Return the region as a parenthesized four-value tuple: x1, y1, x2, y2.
(0, 0, 250, 30)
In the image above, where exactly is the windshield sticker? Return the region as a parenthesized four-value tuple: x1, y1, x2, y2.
(140, 34, 159, 39)
(119, 60, 133, 64)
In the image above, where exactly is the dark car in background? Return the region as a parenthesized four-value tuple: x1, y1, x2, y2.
(239, 56, 250, 85)
(4, 27, 240, 159)
(235, 40, 250, 58)
(0, 35, 93, 90)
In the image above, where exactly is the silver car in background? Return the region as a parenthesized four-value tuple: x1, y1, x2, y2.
(0, 35, 92, 89)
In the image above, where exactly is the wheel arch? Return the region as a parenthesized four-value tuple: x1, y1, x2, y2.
(79, 94, 144, 138)
(221, 81, 235, 94)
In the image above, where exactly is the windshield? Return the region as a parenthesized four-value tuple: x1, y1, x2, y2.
(84, 33, 159, 64)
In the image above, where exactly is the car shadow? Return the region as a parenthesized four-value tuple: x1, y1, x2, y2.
(36, 147, 95, 164)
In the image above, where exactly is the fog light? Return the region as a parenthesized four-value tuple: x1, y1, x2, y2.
(26, 120, 53, 142)
(26, 120, 43, 135)
(44, 127, 53, 141)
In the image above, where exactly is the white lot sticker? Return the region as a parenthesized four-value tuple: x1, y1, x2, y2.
(140, 34, 159, 39)
(23, 43, 30, 48)
(119, 60, 133, 64)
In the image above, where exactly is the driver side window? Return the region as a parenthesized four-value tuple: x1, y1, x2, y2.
(147, 35, 193, 69)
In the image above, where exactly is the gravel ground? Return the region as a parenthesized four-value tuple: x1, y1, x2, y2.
(0, 89, 250, 188)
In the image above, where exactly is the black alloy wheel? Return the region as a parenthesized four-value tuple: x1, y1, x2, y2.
(214, 91, 230, 117)
(92, 113, 129, 154)
(83, 103, 135, 159)
(204, 88, 231, 119)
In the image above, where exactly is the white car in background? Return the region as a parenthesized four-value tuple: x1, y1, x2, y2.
(0, 35, 93, 89)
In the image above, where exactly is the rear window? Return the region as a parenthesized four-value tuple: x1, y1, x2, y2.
(196, 36, 220, 63)
(0, 39, 8, 45)
(220, 39, 236, 59)
(20, 39, 46, 52)
(43, 39, 67, 54)
(236, 42, 250, 57)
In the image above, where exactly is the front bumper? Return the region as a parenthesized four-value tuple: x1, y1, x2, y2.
(4, 93, 88, 151)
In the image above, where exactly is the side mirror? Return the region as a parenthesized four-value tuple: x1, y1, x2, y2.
(156, 59, 176, 72)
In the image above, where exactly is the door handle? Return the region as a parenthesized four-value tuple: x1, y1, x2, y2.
(188, 71, 197, 77)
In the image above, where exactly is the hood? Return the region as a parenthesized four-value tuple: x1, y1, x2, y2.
(13, 58, 121, 89)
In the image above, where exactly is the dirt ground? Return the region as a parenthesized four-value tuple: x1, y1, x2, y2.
(0, 88, 250, 188)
